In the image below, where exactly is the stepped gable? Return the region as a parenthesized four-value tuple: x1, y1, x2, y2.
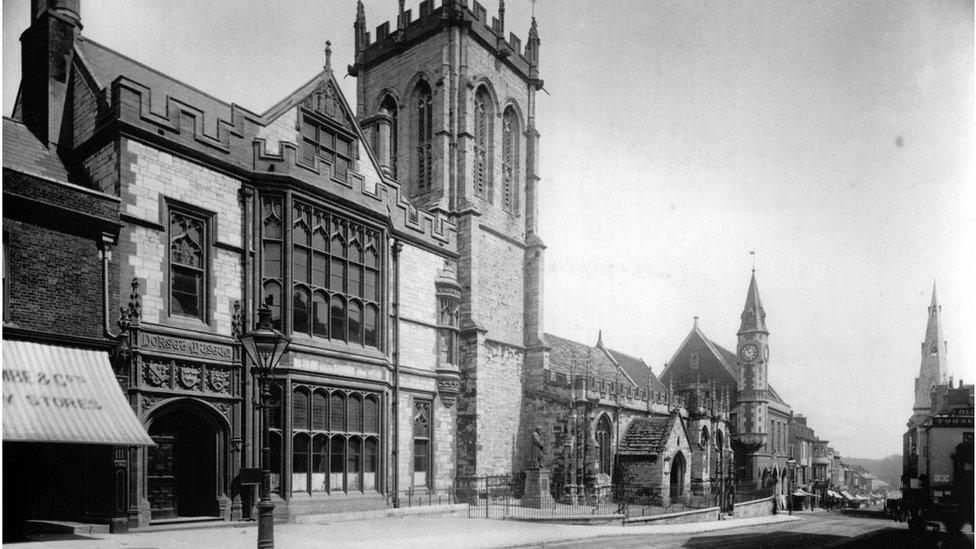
(69, 36, 456, 251)
(618, 415, 676, 455)
(3, 117, 70, 184)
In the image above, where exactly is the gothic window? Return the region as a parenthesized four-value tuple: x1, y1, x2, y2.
(267, 382, 284, 493)
(300, 114, 355, 181)
(502, 107, 520, 213)
(262, 197, 284, 329)
(169, 209, 207, 320)
(270, 200, 382, 348)
(595, 415, 613, 476)
(473, 87, 493, 202)
(379, 95, 398, 179)
(413, 400, 432, 488)
(414, 82, 433, 194)
(287, 387, 381, 495)
(437, 297, 460, 365)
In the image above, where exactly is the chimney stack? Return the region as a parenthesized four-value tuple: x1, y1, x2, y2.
(21, 0, 82, 147)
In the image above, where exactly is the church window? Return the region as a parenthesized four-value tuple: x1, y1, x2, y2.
(473, 87, 493, 202)
(169, 208, 208, 320)
(414, 82, 433, 194)
(502, 107, 520, 214)
(262, 197, 284, 329)
(595, 415, 613, 475)
(300, 114, 355, 181)
(413, 400, 432, 488)
(437, 295, 460, 366)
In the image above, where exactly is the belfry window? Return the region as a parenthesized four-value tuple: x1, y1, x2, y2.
(414, 82, 433, 194)
(473, 87, 493, 202)
(501, 107, 520, 213)
(168, 208, 208, 320)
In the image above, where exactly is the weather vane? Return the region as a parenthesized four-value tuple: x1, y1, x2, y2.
(750, 248, 756, 272)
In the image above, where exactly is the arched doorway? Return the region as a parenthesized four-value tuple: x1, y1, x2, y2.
(146, 400, 226, 520)
(670, 451, 687, 499)
(595, 415, 613, 476)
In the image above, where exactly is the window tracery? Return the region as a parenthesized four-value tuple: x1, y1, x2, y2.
(414, 83, 433, 194)
(473, 88, 493, 202)
(502, 107, 520, 213)
(169, 210, 207, 319)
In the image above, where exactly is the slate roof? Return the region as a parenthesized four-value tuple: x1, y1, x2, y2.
(75, 37, 237, 136)
(2, 118, 69, 183)
(607, 348, 667, 393)
(619, 415, 675, 454)
(545, 333, 619, 380)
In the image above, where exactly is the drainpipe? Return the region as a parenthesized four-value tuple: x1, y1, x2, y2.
(100, 235, 119, 338)
(391, 238, 403, 507)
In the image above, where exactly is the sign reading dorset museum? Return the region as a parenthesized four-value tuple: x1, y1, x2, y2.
(2, 340, 155, 446)
(139, 333, 234, 361)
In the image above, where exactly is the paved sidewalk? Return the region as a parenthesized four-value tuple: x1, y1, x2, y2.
(4, 514, 801, 549)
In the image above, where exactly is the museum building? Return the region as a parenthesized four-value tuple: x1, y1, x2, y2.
(3, 0, 551, 529)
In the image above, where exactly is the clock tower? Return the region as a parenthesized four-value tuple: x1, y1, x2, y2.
(732, 270, 772, 479)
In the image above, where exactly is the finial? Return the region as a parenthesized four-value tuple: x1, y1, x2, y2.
(750, 248, 756, 273)
(597, 329, 603, 346)
(693, 316, 699, 329)
(498, 0, 506, 32)
(324, 40, 332, 71)
(398, 0, 406, 30)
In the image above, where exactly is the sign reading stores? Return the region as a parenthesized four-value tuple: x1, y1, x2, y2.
(2, 369, 102, 410)
(141, 333, 233, 361)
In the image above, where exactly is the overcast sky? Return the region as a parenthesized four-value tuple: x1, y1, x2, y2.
(3, 0, 973, 460)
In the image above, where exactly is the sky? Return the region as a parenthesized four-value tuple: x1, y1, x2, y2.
(3, 0, 974, 460)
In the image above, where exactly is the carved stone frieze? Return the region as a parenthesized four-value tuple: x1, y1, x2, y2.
(141, 394, 159, 412)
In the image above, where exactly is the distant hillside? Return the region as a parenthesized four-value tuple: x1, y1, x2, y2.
(844, 455, 902, 488)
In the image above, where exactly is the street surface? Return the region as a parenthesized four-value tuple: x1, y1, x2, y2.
(3, 509, 972, 548)
(549, 510, 975, 549)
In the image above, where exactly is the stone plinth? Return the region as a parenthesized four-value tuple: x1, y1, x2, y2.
(522, 468, 554, 508)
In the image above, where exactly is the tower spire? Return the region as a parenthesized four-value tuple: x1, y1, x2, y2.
(913, 281, 949, 414)
(737, 271, 768, 335)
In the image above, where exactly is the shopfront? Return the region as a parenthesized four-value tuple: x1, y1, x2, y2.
(2, 339, 155, 539)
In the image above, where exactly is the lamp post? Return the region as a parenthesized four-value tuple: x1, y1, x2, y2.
(239, 306, 291, 549)
(787, 458, 797, 516)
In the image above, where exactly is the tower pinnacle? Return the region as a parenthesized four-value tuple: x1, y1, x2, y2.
(913, 281, 949, 413)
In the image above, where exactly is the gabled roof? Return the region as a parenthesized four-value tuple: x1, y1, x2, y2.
(3, 118, 69, 184)
(619, 413, 685, 455)
(605, 348, 667, 394)
(661, 323, 738, 384)
(545, 333, 620, 381)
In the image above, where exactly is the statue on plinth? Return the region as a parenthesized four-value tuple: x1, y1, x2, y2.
(531, 427, 545, 468)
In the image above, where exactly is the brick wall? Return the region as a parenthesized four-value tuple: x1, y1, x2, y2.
(72, 69, 99, 148)
(83, 142, 120, 197)
(3, 177, 119, 340)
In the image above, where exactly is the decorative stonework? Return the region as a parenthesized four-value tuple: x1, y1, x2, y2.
(141, 394, 159, 412)
(231, 300, 243, 339)
(177, 365, 201, 390)
(436, 364, 461, 408)
(207, 369, 231, 394)
(144, 360, 170, 387)
(215, 402, 232, 416)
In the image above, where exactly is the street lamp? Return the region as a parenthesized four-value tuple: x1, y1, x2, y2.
(239, 306, 290, 549)
(786, 459, 797, 516)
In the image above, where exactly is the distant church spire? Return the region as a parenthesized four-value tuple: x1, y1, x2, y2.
(913, 281, 949, 413)
(737, 271, 768, 335)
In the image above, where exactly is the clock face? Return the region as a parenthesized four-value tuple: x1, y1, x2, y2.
(739, 344, 759, 362)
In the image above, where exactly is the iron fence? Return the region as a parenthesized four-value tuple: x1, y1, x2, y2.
(385, 487, 460, 508)
(455, 475, 742, 519)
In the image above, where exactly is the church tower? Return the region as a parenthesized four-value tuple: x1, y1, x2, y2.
(349, 0, 546, 476)
(911, 283, 949, 421)
(732, 271, 772, 480)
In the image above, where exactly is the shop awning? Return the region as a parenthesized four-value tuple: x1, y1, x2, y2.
(827, 490, 843, 498)
(3, 340, 154, 445)
(792, 489, 814, 497)
(840, 491, 855, 500)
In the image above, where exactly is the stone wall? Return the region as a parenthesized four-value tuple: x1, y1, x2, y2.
(119, 138, 243, 333)
(476, 340, 524, 475)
